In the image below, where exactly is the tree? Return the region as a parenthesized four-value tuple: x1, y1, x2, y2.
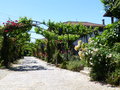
(0, 17, 32, 67)
(101, 0, 120, 18)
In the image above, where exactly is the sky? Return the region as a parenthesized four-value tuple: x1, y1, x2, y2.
(0, 0, 111, 42)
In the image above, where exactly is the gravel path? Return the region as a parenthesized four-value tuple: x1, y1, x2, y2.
(0, 56, 119, 90)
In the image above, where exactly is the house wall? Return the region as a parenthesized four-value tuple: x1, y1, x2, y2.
(73, 30, 103, 46)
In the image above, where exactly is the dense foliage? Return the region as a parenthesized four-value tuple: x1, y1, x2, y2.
(35, 20, 99, 40)
(0, 0, 119, 86)
(101, 0, 120, 18)
(0, 17, 32, 67)
(75, 20, 120, 85)
(33, 21, 97, 70)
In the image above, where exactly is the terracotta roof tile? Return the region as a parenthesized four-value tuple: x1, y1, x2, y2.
(64, 21, 104, 27)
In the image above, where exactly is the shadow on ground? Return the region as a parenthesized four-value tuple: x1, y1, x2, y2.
(9, 65, 48, 71)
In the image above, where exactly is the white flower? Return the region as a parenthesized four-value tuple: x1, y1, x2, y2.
(99, 44, 102, 46)
(106, 54, 112, 58)
(90, 58, 92, 60)
(78, 51, 85, 59)
(85, 52, 88, 55)
(88, 38, 94, 44)
(88, 50, 91, 53)
(107, 54, 112, 58)
(90, 62, 93, 65)
(91, 51, 93, 54)
(93, 48, 99, 52)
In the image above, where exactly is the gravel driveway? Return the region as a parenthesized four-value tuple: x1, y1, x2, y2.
(0, 56, 119, 90)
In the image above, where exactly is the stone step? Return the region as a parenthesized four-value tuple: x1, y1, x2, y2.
(80, 67, 91, 76)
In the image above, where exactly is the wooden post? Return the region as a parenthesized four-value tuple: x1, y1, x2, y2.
(111, 17, 114, 23)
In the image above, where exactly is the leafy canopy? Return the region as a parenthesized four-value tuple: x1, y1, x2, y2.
(101, 0, 120, 18)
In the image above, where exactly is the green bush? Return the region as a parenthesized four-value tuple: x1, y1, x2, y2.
(106, 53, 120, 85)
(59, 61, 67, 69)
(90, 48, 114, 81)
(66, 60, 85, 71)
(52, 50, 63, 64)
(107, 68, 120, 86)
(113, 43, 120, 53)
(88, 48, 120, 84)
(79, 21, 120, 85)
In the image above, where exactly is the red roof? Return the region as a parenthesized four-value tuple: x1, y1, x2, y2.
(64, 21, 104, 27)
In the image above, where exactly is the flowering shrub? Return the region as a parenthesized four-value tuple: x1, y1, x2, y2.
(1, 17, 32, 67)
(74, 21, 120, 85)
(106, 53, 120, 85)
(3, 20, 22, 33)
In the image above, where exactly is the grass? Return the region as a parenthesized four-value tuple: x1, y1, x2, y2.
(60, 60, 87, 72)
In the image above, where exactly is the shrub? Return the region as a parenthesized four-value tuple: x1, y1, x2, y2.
(59, 61, 67, 69)
(107, 68, 120, 86)
(89, 48, 113, 81)
(66, 60, 85, 72)
(52, 50, 63, 64)
(73, 21, 120, 85)
(0, 60, 4, 68)
(106, 53, 120, 85)
(113, 43, 120, 53)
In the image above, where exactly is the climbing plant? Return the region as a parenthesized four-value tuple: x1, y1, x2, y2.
(0, 17, 32, 67)
(34, 20, 98, 63)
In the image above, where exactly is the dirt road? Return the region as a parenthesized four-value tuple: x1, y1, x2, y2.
(0, 57, 119, 90)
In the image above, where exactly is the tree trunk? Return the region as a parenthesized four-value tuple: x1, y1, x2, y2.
(1, 34, 10, 68)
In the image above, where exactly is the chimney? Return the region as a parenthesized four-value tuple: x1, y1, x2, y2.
(102, 19, 105, 25)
